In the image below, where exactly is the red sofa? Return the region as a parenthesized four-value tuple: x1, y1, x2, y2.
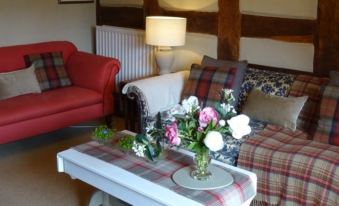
(0, 41, 120, 144)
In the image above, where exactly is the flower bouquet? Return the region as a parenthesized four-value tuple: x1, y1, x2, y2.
(121, 89, 251, 179)
(163, 89, 251, 180)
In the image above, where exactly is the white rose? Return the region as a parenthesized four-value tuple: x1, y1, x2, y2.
(227, 114, 251, 139)
(169, 104, 186, 115)
(182, 96, 199, 113)
(219, 119, 226, 126)
(203, 131, 224, 152)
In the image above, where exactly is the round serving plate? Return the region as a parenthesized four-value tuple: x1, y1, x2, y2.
(172, 164, 234, 190)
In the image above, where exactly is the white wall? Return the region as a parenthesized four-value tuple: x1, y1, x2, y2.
(0, 0, 95, 52)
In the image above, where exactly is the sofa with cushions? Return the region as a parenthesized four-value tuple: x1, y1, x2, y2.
(0, 41, 120, 144)
(122, 56, 339, 206)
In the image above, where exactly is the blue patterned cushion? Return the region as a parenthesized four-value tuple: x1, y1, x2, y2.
(237, 68, 296, 111)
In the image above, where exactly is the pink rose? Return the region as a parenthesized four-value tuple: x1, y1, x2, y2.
(165, 122, 181, 146)
(199, 107, 218, 128)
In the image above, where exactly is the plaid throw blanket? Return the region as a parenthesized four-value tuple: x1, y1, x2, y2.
(74, 141, 256, 206)
(238, 125, 339, 206)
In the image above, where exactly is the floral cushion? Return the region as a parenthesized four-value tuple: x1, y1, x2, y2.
(237, 68, 296, 111)
(210, 119, 266, 166)
(313, 85, 339, 146)
(24, 51, 72, 91)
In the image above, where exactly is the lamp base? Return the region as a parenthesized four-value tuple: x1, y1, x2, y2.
(155, 46, 174, 75)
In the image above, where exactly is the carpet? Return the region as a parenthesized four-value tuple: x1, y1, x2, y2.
(0, 117, 129, 206)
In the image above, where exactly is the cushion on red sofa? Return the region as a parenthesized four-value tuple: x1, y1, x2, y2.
(24, 51, 72, 91)
(0, 41, 77, 73)
(0, 86, 102, 126)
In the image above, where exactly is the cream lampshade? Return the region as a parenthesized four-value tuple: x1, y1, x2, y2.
(145, 16, 187, 75)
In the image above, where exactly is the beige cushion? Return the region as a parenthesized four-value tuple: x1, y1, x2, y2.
(0, 64, 41, 100)
(242, 89, 308, 131)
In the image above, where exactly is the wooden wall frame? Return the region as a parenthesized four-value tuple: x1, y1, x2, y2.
(96, 0, 339, 75)
(59, 0, 93, 4)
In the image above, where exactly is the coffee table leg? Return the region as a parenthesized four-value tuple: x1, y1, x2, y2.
(88, 190, 111, 206)
(88, 190, 129, 206)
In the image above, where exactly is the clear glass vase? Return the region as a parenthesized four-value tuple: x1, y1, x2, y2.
(190, 149, 212, 181)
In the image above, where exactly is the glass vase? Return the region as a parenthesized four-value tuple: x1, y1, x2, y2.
(190, 149, 212, 181)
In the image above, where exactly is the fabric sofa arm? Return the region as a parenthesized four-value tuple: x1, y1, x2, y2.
(122, 71, 189, 128)
(66, 51, 120, 115)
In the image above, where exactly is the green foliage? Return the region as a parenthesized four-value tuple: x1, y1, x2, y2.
(118, 135, 135, 151)
(92, 125, 114, 140)
(135, 133, 162, 161)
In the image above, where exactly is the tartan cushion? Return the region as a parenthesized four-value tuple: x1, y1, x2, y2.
(182, 64, 237, 107)
(313, 85, 339, 146)
(201, 56, 248, 107)
(24, 51, 72, 91)
(288, 75, 329, 134)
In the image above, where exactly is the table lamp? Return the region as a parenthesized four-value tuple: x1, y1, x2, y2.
(146, 16, 187, 75)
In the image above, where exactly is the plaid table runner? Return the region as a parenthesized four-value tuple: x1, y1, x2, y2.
(74, 140, 256, 206)
(238, 125, 339, 206)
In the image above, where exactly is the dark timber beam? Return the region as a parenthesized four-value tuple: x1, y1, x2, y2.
(242, 14, 316, 43)
(143, 0, 162, 16)
(162, 10, 218, 35)
(97, 6, 144, 29)
(218, 0, 241, 60)
(314, 0, 339, 75)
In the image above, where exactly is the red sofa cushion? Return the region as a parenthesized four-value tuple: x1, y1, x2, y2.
(0, 41, 77, 73)
(0, 86, 102, 126)
(24, 51, 72, 91)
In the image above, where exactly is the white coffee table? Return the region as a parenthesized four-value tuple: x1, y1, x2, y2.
(57, 130, 257, 206)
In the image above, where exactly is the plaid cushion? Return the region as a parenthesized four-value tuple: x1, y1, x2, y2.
(313, 85, 339, 146)
(24, 51, 72, 91)
(288, 75, 329, 134)
(182, 64, 237, 107)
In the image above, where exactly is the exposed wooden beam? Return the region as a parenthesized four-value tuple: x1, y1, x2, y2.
(218, 0, 241, 60)
(96, 6, 144, 29)
(242, 15, 316, 43)
(162, 10, 218, 35)
(314, 0, 339, 76)
(143, 0, 162, 16)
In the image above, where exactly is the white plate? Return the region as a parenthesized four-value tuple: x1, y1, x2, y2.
(172, 165, 234, 190)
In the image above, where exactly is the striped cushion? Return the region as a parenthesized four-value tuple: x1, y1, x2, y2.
(288, 75, 329, 134)
(24, 51, 72, 91)
(182, 64, 237, 107)
(314, 85, 339, 146)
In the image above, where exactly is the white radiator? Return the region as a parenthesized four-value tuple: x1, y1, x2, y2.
(96, 26, 156, 88)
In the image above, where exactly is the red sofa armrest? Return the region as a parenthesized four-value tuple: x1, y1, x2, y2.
(66, 51, 120, 115)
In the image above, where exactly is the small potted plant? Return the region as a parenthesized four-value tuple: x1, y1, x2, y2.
(92, 125, 115, 145)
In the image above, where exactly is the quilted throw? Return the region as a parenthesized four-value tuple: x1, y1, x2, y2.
(238, 125, 339, 206)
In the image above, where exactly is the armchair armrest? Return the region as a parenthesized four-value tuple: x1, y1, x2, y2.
(66, 51, 120, 115)
(122, 71, 189, 131)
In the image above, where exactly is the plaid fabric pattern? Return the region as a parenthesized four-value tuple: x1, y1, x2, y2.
(182, 64, 237, 107)
(314, 85, 339, 146)
(24, 51, 72, 91)
(238, 125, 339, 206)
(74, 139, 256, 206)
(288, 74, 329, 134)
